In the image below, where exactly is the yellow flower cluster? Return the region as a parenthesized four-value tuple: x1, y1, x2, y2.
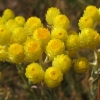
(1, 5, 100, 88)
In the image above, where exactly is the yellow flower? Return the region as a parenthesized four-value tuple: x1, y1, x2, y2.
(0, 45, 7, 61)
(74, 57, 90, 73)
(2, 8, 15, 21)
(78, 16, 94, 30)
(53, 14, 70, 30)
(8, 43, 25, 63)
(79, 28, 99, 49)
(65, 34, 80, 51)
(46, 7, 61, 25)
(25, 63, 44, 84)
(24, 17, 43, 36)
(5, 19, 18, 32)
(51, 28, 68, 42)
(12, 27, 27, 44)
(0, 25, 11, 45)
(15, 16, 25, 26)
(32, 28, 51, 51)
(24, 39, 42, 62)
(46, 39, 65, 59)
(52, 54, 71, 74)
(44, 67, 63, 88)
(84, 5, 99, 22)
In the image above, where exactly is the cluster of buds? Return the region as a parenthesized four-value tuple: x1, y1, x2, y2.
(0, 5, 100, 88)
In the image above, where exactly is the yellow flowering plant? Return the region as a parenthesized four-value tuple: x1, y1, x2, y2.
(0, 5, 100, 100)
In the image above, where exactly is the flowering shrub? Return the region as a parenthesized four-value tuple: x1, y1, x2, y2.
(0, 5, 100, 100)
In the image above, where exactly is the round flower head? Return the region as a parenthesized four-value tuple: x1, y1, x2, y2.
(52, 54, 71, 74)
(24, 39, 42, 62)
(15, 16, 25, 26)
(78, 16, 94, 30)
(5, 19, 18, 32)
(8, 43, 25, 63)
(25, 63, 44, 84)
(51, 28, 68, 42)
(0, 45, 7, 61)
(44, 67, 63, 88)
(2, 8, 15, 21)
(12, 27, 27, 44)
(53, 14, 70, 30)
(24, 17, 43, 36)
(46, 39, 65, 59)
(0, 25, 11, 45)
(46, 7, 61, 25)
(65, 34, 80, 51)
(32, 28, 51, 51)
(74, 57, 90, 73)
(79, 28, 99, 49)
(84, 5, 99, 22)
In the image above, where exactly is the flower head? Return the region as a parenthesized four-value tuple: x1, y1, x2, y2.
(53, 14, 70, 30)
(79, 28, 99, 49)
(15, 16, 25, 26)
(32, 28, 51, 51)
(8, 43, 25, 63)
(0, 25, 11, 45)
(46, 7, 61, 25)
(2, 8, 15, 21)
(25, 63, 44, 84)
(84, 5, 99, 22)
(24, 39, 42, 62)
(44, 67, 63, 88)
(52, 54, 71, 74)
(46, 39, 65, 59)
(74, 57, 90, 73)
(65, 34, 80, 51)
(24, 17, 43, 36)
(78, 16, 94, 30)
(12, 27, 27, 44)
(51, 28, 68, 42)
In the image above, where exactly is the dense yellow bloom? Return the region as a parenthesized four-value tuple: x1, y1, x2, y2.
(12, 27, 27, 44)
(24, 17, 43, 36)
(78, 16, 94, 30)
(53, 14, 70, 30)
(51, 28, 68, 42)
(74, 57, 90, 73)
(8, 43, 25, 63)
(79, 28, 99, 49)
(5, 19, 18, 32)
(65, 34, 80, 51)
(0, 25, 11, 45)
(46, 7, 61, 25)
(24, 39, 42, 62)
(84, 5, 99, 22)
(46, 39, 65, 59)
(15, 16, 25, 26)
(32, 28, 51, 51)
(52, 54, 71, 74)
(2, 8, 15, 21)
(44, 67, 63, 88)
(25, 63, 44, 84)
(0, 45, 7, 61)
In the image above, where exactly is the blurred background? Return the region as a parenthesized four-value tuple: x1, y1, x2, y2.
(0, 0, 100, 100)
